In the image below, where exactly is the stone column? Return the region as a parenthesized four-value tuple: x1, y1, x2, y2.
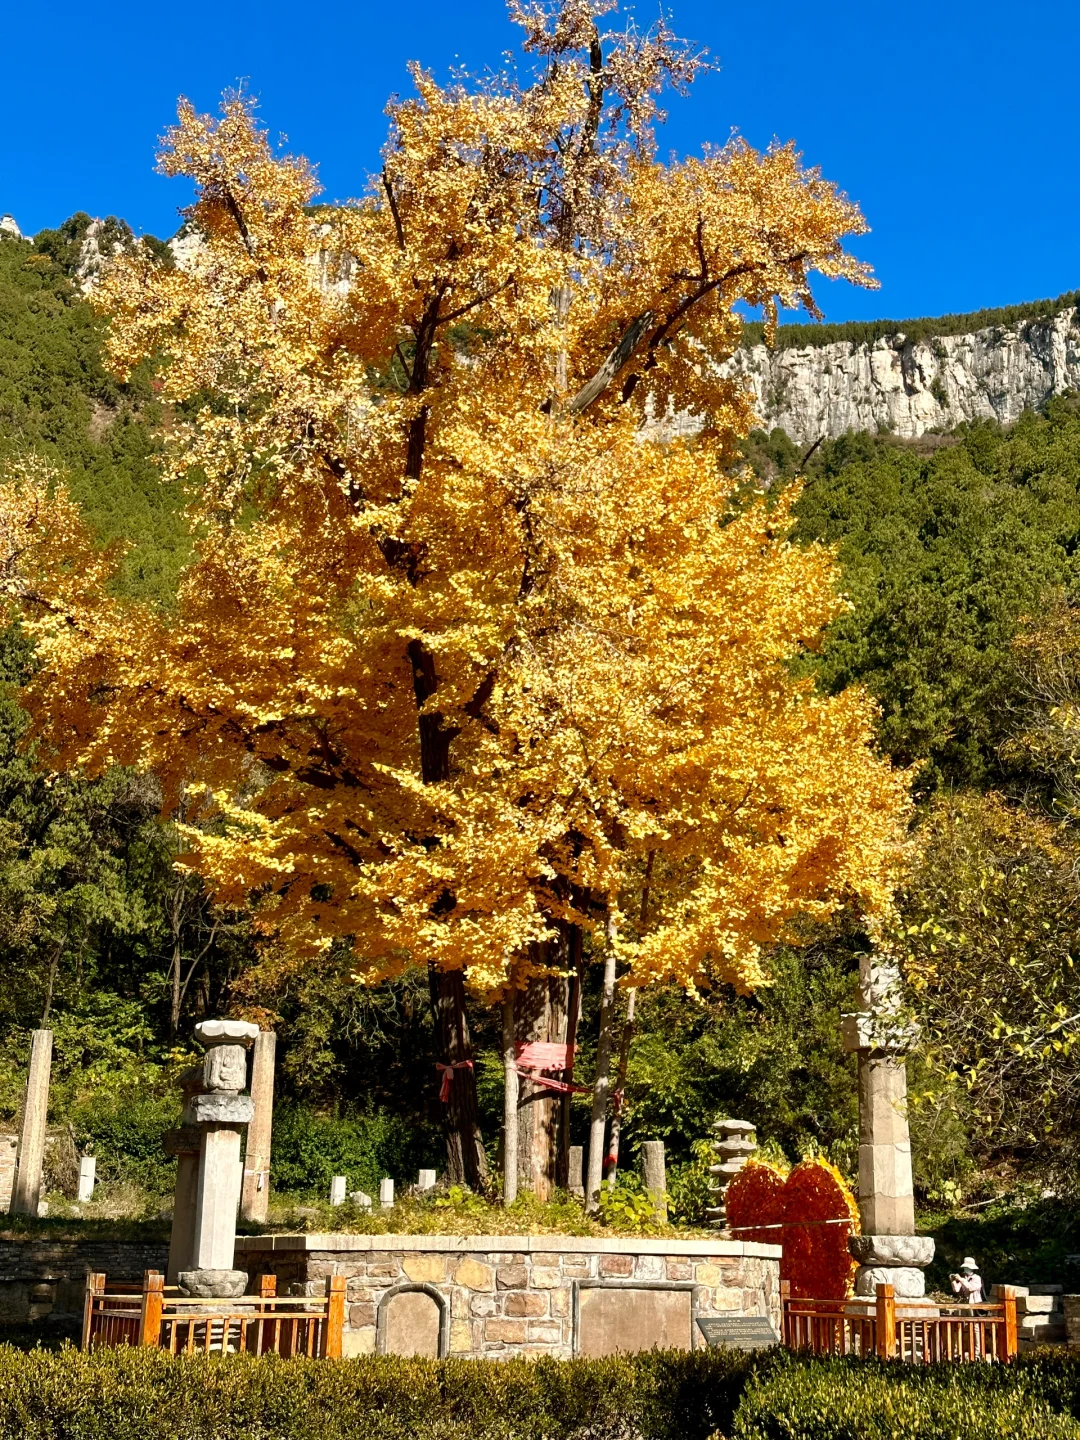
(164, 1067, 206, 1284)
(842, 953, 934, 1298)
(12, 1029, 52, 1216)
(179, 1019, 258, 1299)
(240, 1029, 276, 1224)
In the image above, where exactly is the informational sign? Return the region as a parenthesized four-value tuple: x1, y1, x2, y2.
(696, 1315, 781, 1350)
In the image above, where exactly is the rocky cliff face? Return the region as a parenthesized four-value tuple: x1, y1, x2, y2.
(712, 305, 1080, 446)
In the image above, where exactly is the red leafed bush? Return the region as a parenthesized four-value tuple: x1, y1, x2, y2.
(725, 1156, 858, 1301)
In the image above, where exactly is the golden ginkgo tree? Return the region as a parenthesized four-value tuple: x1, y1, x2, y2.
(0, 0, 911, 1198)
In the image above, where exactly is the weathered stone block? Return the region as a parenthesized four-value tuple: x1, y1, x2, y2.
(341, 1328, 376, 1356)
(713, 1286, 743, 1310)
(666, 1261, 693, 1281)
(695, 1263, 721, 1285)
(531, 1267, 562, 1288)
(504, 1291, 546, 1317)
(549, 1288, 570, 1317)
(449, 1320, 473, 1352)
(528, 1321, 562, 1345)
(532, 1253, 562, 1267)
(348, 1301, 376, 1328)
(469, 1293, 497, 1317)
(403, 1254, 446, 1284)
(455, 1258, 494, 1291)
(633, 1255, 666, 1281)
(599, 1255, 633, 1277)
(497, 1266, 529, 1290)
(485, 1318, 527, 1344)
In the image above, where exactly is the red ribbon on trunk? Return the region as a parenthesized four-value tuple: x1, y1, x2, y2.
(436, 1059, 474, 1103)
(513, 1040, 591, 1093)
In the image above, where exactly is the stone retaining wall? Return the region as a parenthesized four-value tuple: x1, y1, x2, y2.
(235, 1233, 782, 1360)
(0, 1239, 168, 1329)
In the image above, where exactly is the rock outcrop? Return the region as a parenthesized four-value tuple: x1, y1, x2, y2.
(712, 305, 1080, 446)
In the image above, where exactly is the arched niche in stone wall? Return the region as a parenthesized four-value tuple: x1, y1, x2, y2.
(376, 1283, 448, 1358)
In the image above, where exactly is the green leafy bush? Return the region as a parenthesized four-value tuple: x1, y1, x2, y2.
(0, 1345, 756, 1440)
(269, 1103, 438, 1199)
(733, 1357, 1080, 1439)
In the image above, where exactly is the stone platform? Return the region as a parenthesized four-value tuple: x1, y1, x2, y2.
(235, 1232, 781, 1360)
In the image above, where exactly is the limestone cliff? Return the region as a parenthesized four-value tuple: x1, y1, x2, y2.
(712, 304, 1080, 446)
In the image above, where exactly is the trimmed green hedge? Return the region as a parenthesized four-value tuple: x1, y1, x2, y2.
(5, 1346, 1080, 1438)
(734, 1357, 1080, 1438)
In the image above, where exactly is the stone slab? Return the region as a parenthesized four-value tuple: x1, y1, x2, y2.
(382, 1289, 441, 1357)
(235, 1234, 781, 1259)
(576, 1286, 692, 1357)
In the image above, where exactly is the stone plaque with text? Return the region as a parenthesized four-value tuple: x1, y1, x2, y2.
(696, 1315, 780, 1350)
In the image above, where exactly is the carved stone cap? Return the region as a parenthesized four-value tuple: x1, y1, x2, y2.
(712, 1118, 756, 1135)
(191, 1093, 255, 1125)
(195, 1019, 260, 1047)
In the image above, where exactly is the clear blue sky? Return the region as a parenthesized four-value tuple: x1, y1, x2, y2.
(1, 0, 1075, 324)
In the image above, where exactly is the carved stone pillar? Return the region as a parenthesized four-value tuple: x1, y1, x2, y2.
(172, 1019, 258, 1299)
(842, 953, 934, 1298)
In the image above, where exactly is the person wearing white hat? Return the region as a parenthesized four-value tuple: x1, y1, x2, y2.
(949, 1257, 984, 1304)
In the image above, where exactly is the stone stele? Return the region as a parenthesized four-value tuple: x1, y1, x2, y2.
(382, 1290, 441, 1357)
(576, 1287, 692, 1357)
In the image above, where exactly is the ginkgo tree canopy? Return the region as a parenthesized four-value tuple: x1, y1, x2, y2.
(0, 0, 911, 1001)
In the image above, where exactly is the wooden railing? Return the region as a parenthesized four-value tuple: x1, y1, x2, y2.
(83, 1271, 346, 1358)
(782, 1282, 1018, 1363)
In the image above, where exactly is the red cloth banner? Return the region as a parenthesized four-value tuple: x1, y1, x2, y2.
(515, 1041, 576, 1069)
(436, 1059, 474, 1103)
(513, 1040, 590, 1094)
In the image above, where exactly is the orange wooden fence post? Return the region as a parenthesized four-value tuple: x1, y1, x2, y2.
(779, 1280, 791, 1346)
(324, 1274, 345, 1358)
(1001, 1285, 1018, 1360)
(259, 1274, 277, 1298)
(139, 1270, 165, 1348)
(81, 1272, 105, 1351)
(875, 1283, 896, 1360)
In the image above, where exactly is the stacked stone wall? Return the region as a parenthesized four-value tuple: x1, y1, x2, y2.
(0, 1239, 168, 1327)
(235, 1234, 781, 1360)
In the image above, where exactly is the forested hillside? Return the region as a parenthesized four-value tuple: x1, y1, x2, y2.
(2, 216, 1080, 1249)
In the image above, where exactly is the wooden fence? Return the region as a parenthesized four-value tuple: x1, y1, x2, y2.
(83, 1271, 345, 1358)
(782, 1282, 1018, 1363)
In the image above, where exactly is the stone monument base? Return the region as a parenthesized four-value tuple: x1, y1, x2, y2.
(178, 1268, 249, 1299)
(849, 1234, 934, 1299)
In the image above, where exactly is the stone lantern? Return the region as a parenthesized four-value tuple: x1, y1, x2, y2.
(165, 1018, 259, 1298)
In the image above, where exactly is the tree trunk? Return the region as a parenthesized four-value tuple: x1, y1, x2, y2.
(430, 966, 488, 1190)
(502, 991, 519, 1207)
(606, 986, 636, 1184)
(515, 970, 567, 1201)
(556, 926, 583, 1190)
(586, 913, 619, 1213)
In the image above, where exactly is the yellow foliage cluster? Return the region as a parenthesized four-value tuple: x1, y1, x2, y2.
(0, 3, 910, 1000)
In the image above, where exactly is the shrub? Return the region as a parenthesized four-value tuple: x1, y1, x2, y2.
(0, 1345, 758, 1440)
(269, 1103, 442, 1199)
(732, 1357, 1080, 1439)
